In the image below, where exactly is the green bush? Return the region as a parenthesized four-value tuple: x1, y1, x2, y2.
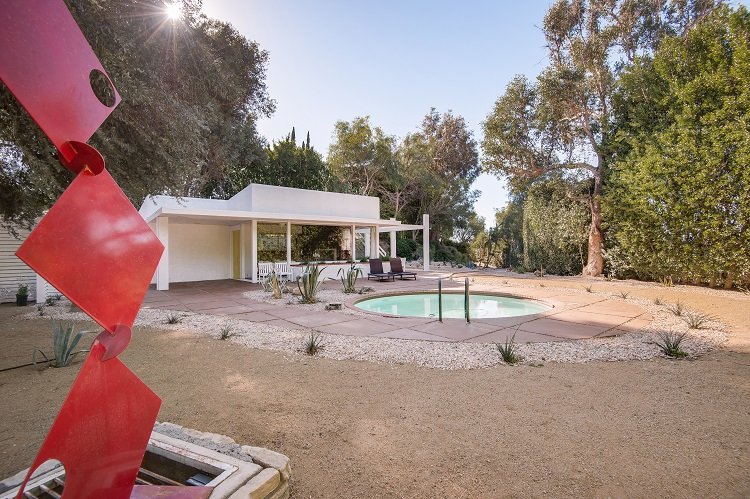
(396, 237, 419, 259)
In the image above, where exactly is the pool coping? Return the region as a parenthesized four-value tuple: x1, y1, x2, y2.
(346, 289, 556, 322)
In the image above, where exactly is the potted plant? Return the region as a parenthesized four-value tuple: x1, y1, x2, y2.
(16, 283, 29, 306)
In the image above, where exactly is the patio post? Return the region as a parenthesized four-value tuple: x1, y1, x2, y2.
(350, 224, 356, 261)
(370, 226, 379, 259)
(422, 213, 430, 271)
(155, 216, 169, 290)
(389, 218, 397, 259)
(250, 219, 258, 283)
(239, 222, 247, 279)
(286, 221, 292, 265)
(364, 230, 371, 258)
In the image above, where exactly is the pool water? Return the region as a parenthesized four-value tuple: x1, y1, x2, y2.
(354, 293, 550, 319)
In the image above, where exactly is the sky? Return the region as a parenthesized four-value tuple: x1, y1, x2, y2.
(201, 0, 553, 226)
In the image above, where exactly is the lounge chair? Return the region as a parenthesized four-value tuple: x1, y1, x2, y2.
(389, 258, 417, 280)
(367, 258, 394, 281)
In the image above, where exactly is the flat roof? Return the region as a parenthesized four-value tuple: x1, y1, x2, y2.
(145, 206, 404, 228)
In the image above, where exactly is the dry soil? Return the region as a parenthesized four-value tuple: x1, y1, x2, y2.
(1, 276, 749, 498)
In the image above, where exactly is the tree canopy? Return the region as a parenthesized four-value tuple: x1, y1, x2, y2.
(605, 5, 750, 287)
(328, 110, 480, 246)
(482, 0, 721, 276)
(1, 0, 273, 229)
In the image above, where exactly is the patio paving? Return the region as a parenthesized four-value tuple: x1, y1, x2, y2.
(141, 273, 653, 343)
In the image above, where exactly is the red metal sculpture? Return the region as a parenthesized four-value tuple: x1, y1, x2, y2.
(1, 1, 212, 497)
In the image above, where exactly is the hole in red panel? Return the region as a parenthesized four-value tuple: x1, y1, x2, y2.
(21, 459, 65, 496)
(89, 69, 116, 107)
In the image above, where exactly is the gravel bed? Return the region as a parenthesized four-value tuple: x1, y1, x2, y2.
(26, 284, 729, 370)
(242, 288, 372, 315)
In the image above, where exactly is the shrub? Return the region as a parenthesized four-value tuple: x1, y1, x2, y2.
(33, 320, 90, 368)
(268, 271, 282, 299)
(667, 301, 684, 316)
(165, 313, 183, 324)
(37, 304, 45, 316)
(303, 332, 323, 355)
(653, 296, 663, 305)
(617, 291, 630, 299)
(396, 237, 419, 259)
(681, 311, 716, 329)
(45, 296, 56, 306)
(17, 283, 29, 296)
(338, 263, 362, 294)
(496, 333, 522, 365)
(654, 331, 687, 358)
(658, 276, 674, 287)
(297, 264, 325, 304)
(219, 324, 235, 340)
(585, 285, 593, 293)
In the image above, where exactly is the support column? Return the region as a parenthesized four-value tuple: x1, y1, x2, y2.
(250, 219, 258, 283)
(286, 221, 292, 265)
(239, 223, 247, 279)
(35, 274, 46, 303)
(350, 224, 356, 261)
(389, 218, 397, 259)
(156, 216, 169, 290)
(422, 214, 430, 271)
(364, 231, 371, 258)
(370, 226, 379, 259)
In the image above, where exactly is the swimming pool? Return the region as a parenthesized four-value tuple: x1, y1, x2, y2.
(354, 293, 551, 319)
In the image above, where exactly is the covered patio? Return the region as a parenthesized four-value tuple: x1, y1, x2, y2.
(139, 183, 430, 290)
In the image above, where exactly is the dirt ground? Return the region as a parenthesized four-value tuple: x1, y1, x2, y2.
(1, 276, 749, 498)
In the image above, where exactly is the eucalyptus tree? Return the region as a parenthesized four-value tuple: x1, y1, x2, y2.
(482, 0, 720, 275)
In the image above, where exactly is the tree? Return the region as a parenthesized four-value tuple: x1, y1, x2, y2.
(327, 116, 396, 196)
(522, 175, 591, 275)
(605, 5, 750, 287)
(409, 109, 481, 241)
(482, 0, 720, 276)
(1, 0, 273, 229)
(494, 197, 525, 270)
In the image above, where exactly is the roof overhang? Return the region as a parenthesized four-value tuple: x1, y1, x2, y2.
(143, 207, 403, 228)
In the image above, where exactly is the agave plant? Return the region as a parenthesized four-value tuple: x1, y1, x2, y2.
(303, 331, 323, 355)
(297, 264, 326, 304)
(33, 320, 90, 368)
(338, 263, 362, 294)
(269, 270, 283, 299)
(496, 332, 522, 365)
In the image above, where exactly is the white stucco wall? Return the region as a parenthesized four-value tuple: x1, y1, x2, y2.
(166, 222, 230, 283)
(227, 184, 380, 219)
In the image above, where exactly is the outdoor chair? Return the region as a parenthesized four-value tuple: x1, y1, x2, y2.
(367, 258, 394, 282)
(389, 258, 417, 280)
(257, 262, 274, 281)
(274, 262, 294, 280)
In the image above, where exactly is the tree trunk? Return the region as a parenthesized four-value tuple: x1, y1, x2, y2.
(583, 170, 605, 276)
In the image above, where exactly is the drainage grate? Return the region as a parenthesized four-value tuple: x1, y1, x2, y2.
(19, 450, 218, 498)
(20, 476, 64, 499)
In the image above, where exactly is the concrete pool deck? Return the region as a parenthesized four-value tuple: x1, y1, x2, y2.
(141, 272, 652, 343)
